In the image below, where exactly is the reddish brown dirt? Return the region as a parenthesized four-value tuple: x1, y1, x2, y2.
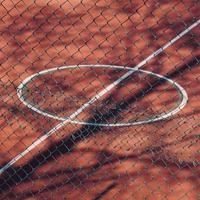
(0, 0, 199, 200)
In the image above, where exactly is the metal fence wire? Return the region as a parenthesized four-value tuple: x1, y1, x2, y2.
(0, 0, 199, 199)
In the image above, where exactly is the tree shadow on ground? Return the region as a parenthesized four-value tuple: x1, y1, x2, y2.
(0, 56, 199, 199)
(0, 0, 199, 199)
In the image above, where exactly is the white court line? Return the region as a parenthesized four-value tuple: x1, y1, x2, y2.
(0, 19, 199, 175)
(17, 65, 188, 126)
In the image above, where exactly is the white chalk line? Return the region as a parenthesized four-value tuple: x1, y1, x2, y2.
(0, 19, 199, 175)
(17, 65, 188, 126)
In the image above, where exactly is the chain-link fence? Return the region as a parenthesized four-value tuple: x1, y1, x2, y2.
(0, 0, 199, 199)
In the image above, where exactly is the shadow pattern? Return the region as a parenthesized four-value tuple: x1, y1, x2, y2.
(0, 0, 199, 199)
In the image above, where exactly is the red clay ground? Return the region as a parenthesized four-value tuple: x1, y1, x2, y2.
(0, 0, 199, 199)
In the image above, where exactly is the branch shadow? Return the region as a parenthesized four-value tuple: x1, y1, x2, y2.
(0, 0, 199, 199)
(0, 55, 199, 198)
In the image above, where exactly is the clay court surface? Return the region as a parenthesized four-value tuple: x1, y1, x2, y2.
(0, 0, 199, 199)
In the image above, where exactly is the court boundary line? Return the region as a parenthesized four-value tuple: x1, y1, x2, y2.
(0, 19, 199, 175)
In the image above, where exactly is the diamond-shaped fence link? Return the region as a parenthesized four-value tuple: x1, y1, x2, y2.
(0, 0, 199, 200)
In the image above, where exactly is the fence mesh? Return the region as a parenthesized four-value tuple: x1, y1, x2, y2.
(0, 0, 199, 200)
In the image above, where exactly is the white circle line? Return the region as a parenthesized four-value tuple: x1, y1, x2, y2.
(17, 65, 188, 126)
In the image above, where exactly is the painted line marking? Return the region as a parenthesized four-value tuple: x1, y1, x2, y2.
(17, 65, 188, 126)
(0, 19, 199, 175)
